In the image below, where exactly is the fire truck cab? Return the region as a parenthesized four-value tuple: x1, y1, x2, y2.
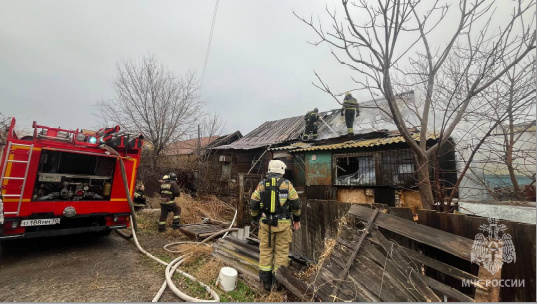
(0, 118, 143, 241)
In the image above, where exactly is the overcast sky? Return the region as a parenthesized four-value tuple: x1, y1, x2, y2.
(0, 0, 528, 137)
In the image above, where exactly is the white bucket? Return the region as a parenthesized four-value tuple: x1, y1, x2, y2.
(217, 266, 238, 292)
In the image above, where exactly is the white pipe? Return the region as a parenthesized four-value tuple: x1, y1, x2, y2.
(164, 256, 220, 302)
(129, 219, 220, 302)
(222, 208, 238, 238)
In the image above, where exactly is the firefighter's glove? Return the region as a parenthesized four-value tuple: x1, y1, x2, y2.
(340, 109, 344, 116)
(356, 110, 360, 117)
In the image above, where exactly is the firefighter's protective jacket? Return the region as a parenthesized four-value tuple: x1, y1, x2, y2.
(133, 189, 146, 206)
(249, 174, 301, 223)
(341, 96, 360, 116)
(304, 111, 319, 124)
(160, 181, 180, 202)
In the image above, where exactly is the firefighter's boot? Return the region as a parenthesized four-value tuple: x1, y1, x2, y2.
(259, 270, 272, 292)
(272, 273, 283, 291)
(172, 216, 181, 229)
(347, 128, 354, 135)
(158, 222, 166, 232)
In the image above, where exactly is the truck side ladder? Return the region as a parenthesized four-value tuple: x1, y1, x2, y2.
(0, 142, 34, 216)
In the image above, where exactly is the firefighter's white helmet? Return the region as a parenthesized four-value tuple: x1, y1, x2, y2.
(267, 160, 286, 175)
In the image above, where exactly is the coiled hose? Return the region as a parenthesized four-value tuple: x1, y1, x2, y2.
(100, 145, 221, 302)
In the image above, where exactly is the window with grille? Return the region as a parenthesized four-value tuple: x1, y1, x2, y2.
(381, 149, 416, 187)
(334, 153, 376, 186)
(333, 149, 417, 187)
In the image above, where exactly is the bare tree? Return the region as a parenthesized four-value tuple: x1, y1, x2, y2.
(193, 113, 227, 194)
(0, 112, 11, 147)
(97, 55, 203, 169)
(296, 0, 535, 208)
(196, 113, 227, 157)
(453, 56, 536, 202)
(491, 58, 536, 199)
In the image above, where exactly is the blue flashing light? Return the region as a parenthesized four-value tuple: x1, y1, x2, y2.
(88, 136, 97, 144)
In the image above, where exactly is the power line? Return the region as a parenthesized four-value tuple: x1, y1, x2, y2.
(200, 0, 220, 88)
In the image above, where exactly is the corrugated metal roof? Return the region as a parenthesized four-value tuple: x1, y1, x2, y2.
(213, 110, 342, 150)
(269, 142, 313, 151)
(292, 133, 437, 152)
(212, 92, 416, 150)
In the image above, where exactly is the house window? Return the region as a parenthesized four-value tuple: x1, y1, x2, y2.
(334, 153, 376, 186)
(381, 149, 416, 187)
(334, 149, 417, 187)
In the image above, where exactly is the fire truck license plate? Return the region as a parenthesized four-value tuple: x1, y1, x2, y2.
(21, 218, 61, 227)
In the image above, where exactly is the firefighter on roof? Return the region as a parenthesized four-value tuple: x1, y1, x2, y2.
(341, 91, 360, 135)
(250, 160, 301, 291)
(133, 182, 147, 210)
(303, 108, 319, 140)
(158, 173, 181, 232)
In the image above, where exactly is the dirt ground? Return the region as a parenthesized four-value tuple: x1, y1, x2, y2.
(0, 232, 182, 302)
(0, 195, 288, 302)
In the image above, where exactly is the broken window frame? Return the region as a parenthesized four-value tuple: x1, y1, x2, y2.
(333, 149, 417, 188)
(333, 152, 377, 186)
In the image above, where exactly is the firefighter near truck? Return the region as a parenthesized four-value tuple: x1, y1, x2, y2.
(0, 117, 143, 246)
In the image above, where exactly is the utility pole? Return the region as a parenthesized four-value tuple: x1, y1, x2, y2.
(197, 124, 201, 157)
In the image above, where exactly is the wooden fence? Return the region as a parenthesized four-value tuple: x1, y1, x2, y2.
(289, 200, 535, 301)
(417, 209, 536, 302)
(290, 200, 415, 261)
(290, 200, 350, 260)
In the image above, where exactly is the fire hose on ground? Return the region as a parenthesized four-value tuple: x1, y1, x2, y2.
(101, 145, 238, 302)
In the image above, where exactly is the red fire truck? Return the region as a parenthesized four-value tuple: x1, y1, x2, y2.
(0, 118, 143, 241)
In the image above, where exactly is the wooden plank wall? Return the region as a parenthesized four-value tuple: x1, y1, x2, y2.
(290, 200, 351, 260)
(418, 210, 536, 302)
(290, 200, 415, 261)
(203, 149, 268, 201)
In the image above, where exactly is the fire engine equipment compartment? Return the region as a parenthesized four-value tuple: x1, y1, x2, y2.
(32, 149, 116, 201)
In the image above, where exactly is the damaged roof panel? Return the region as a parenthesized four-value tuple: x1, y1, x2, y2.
(212, 115, 305, 150)
(269, 142, 313, 151)
(292, 132, 437, 152)
(212, 92, 417, 150)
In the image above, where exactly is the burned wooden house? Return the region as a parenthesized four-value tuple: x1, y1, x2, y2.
(207, 94, 535, 302)
(207, 92, 457, 223)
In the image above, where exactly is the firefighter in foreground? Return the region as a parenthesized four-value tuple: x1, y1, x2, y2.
(250, 160, 301, 291)
(158, 173, 181, 232)
(133, 183, 147, 210)
(303, 108, 320, 140)
(341, 91, 360, 135)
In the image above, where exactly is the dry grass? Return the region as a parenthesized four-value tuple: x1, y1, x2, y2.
(178, 194, 235, 223)
(299, 238, 336, 281)
(143, 193, 234, 226)
(170, 243, 214, 265)
(317, 238, 337, 267)
(299, 215, 348, 281)
(259, 291, 287, 302)
(192, 257, 225, 284)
